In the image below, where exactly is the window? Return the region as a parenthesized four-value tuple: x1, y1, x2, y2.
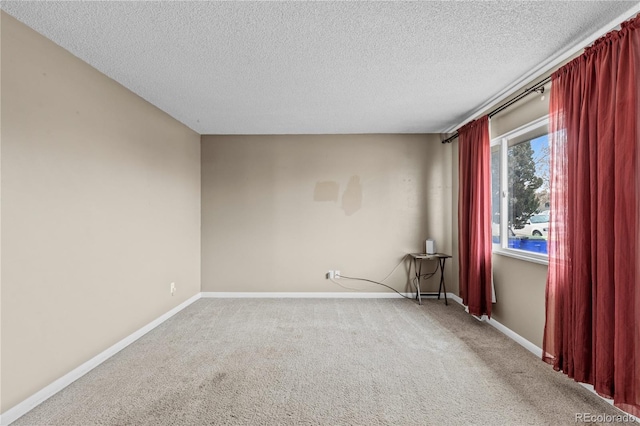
(491, 117, 550, 263)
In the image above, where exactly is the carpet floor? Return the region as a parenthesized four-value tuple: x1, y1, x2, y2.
(13, 298, 623, 425)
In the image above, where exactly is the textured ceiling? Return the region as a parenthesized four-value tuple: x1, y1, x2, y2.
(2, 1, 639, 135)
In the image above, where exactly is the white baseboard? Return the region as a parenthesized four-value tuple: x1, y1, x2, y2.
(578, 384, 640, 422)
(446, 293, 543, 357)
(446, 292, 463, 304)
(6, 290, 637, 423)
(486, 316, 543, 358)
(2, 290, 441, 423)
(201, 291, 414, 298)
(448, 294, 640, 419)
(1, 293, 201, 426)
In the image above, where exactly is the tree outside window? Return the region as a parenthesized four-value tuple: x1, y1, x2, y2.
(508, 139, 544, 230)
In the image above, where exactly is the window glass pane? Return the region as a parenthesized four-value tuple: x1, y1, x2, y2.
(507, 134, 549, 255)
(491, 145, 501, 245)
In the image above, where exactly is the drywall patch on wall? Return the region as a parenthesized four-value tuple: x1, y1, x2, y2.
(341, 175, 362, 216)
(313, 181, 340, 202)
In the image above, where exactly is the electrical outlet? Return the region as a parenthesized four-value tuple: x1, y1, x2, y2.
(170, 282, 176, 295)
(325, 270, 340, 279)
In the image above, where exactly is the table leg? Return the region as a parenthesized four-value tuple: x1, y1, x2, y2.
(437, 257, 448, 305)
(414, 257, 422, 305)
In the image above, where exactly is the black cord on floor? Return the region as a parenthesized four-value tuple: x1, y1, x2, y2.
(337, 275, 414, 300)
(334, 257, 440, 301)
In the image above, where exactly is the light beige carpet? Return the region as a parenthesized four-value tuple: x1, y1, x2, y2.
(13, 298, 623, 425)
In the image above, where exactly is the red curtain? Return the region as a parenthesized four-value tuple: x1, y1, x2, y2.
(458, 115, 493, 318)
(543, 15, 639, 417)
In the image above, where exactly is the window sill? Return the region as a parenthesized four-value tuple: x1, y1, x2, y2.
(492, 247, 549, 266)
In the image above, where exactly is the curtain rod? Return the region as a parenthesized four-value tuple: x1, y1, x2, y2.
(441, 76, 552, 144)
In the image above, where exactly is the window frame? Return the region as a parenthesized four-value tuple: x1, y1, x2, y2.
(491, 116, 549, 266)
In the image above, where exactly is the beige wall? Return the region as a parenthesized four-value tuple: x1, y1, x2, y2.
(201, 134, 452, 294)
(491, 255, 547, 347)
(490, 87, 550, 139)
(1, 12, 201, 412)
(451, 86, 550, 348)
